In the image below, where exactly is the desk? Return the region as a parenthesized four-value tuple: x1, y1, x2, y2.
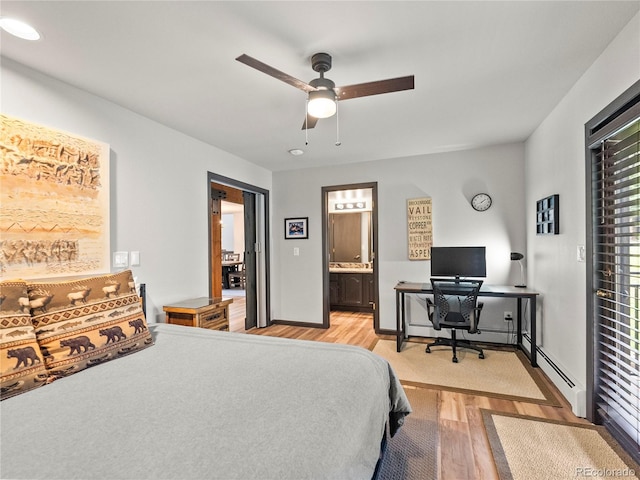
(394, 282, 540, 367)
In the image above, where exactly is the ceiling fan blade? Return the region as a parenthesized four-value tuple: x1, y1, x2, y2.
(236, 54, 315, 93)
(336, 75, 414, 101)
(301, 114, 319, 130)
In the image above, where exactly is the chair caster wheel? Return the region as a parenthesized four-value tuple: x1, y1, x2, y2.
(452, 357, 458, 363)
(479, 353, 485, 359)
(425, 347, 431, 353)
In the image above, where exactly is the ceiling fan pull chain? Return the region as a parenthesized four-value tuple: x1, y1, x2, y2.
(335, 101, 341, 146)
(305, 100, 309, 145)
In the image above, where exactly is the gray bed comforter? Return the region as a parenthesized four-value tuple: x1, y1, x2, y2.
(0, 323, 411, 480)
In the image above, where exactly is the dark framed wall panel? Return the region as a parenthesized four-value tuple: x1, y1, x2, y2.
(536, 194, 560, 235)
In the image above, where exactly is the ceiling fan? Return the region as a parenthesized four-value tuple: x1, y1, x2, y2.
(236, 52, 415, 130)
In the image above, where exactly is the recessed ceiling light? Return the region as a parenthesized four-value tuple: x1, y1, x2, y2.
(0, 17, 41, 40)
(288, 149, 304, 156)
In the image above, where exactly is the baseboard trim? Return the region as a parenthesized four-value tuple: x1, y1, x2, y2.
(270, 319, 327, 329)
(377, 328, 398, 336)
(522, 334, 586, 417)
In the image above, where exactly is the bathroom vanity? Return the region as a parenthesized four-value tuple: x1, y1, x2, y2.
(329, 263, 374, 312)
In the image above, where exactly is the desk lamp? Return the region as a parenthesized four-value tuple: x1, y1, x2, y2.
(510, 252, 526, 288)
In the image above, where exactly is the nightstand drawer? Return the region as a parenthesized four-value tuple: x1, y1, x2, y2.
(166, 312, 197, 327)
(199, 308, 228, 331)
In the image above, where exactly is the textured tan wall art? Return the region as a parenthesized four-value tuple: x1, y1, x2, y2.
(407, 197, 432, 260)
(0, 115, 110, 279)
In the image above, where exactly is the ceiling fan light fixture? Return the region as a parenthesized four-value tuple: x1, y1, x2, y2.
(307, 89, 336, 119)
(0, 17, 40, 40)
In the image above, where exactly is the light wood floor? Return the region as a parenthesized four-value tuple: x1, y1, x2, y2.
(227, 297, 590, 479)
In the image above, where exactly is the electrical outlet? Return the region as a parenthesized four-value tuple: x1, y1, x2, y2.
(504, 311, 513, 322)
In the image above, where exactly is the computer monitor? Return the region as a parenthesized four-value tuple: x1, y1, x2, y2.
(430, 246, 486, 279)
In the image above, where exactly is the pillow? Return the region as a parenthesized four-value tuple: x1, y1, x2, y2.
(0, 280, 48, 400)
(28, 270, 153, 380)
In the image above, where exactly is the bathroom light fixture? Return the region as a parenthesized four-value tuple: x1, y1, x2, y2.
(336, 202, 366, 211)
(0, 17, 40, 40)
(510, 252, 526, 288)
(307, 89, 337, 119)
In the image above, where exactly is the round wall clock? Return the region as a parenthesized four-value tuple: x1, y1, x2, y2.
(471, 193, 492, 212)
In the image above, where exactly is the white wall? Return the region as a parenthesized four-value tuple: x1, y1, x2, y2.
(221, 214, 236, 252)
(525, 12, 640, 412)
(2, 59, 272, 322)
(221, 213, 245, 257)
(272, 142, 527, 336)
(232, 213, 245, 258)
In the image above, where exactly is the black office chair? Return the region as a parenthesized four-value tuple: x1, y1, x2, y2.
(425, 278, 485, 363)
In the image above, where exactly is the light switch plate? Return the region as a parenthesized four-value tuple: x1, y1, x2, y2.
(113, 251, 129, 268)
(130, 251, 140, 266)
(577, 245, 586, 262)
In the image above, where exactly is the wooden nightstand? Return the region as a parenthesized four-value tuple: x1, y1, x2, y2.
(163, 297, 232, 331)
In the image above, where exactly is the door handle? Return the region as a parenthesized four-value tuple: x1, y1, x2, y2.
(596, 289, 613, 299)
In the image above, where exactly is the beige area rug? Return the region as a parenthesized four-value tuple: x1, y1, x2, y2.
(482, 410, 640, 480)
(378, 386, 439, 480)
(372, 339, 560, 405)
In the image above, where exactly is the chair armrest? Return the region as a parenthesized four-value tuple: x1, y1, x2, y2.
(469, 302, 484, 334)
(426, 297, 442, 329)
(425, 298, 434, 319)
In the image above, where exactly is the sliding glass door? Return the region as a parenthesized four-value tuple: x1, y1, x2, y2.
(586, 80, 640, 462)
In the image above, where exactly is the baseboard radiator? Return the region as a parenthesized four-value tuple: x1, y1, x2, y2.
(523, 333, 587, 417)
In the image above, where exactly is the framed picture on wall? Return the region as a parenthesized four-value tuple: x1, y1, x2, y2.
(536, 194, 560, 235)
(284, 217, 308, 239)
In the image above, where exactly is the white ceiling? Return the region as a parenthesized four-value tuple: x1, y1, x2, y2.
(2, 1, 638, 172)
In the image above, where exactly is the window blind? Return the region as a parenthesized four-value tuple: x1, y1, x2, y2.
(592, 114, 640, 459)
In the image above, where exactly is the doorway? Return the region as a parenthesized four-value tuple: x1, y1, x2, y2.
(208, 172, 270, 330)
(220, 198, 247, 330)
(322, 182, 379, 331)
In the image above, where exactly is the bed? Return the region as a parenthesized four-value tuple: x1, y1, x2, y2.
(0, 272, 411, 480)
